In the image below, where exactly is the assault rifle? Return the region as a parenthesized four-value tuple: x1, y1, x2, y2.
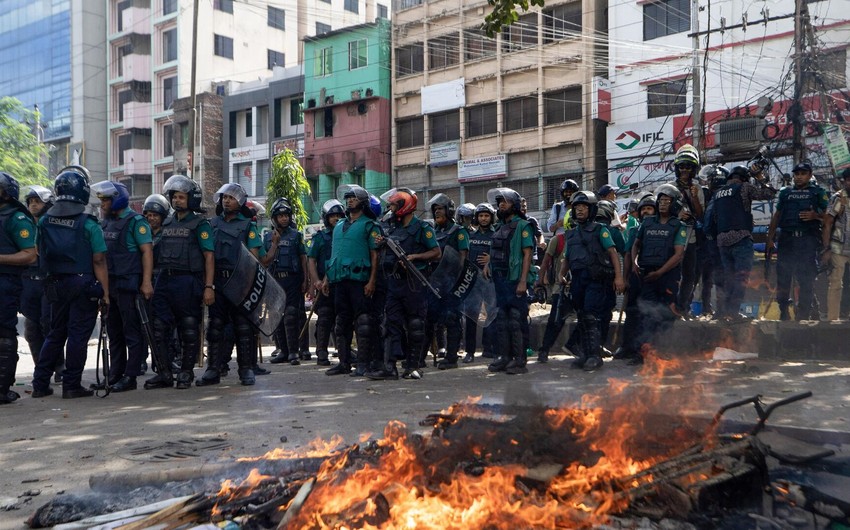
(384, 237, 441, 298)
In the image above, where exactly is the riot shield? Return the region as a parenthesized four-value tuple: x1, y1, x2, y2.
(220, 244, 286, 336)
(431, 246, 498, 327)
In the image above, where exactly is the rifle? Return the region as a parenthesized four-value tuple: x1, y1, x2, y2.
(384, 237, 441, 298)
(136, 295, 169, 377)
(94, 307, 111, 398)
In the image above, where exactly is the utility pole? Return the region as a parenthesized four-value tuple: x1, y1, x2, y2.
(690, 0, 702, 152)
(791, 0, 806, 164)
(187, 0, 200, 179)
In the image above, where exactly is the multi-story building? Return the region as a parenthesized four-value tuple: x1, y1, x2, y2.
(105, 0, 377, 201)
(606, 0, 849, 193)
(0, 0, 107, 177)
(302, 19, 392, 214)
(390, 0, 608, 217)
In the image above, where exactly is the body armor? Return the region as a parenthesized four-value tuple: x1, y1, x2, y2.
(157, 214, 205, 272)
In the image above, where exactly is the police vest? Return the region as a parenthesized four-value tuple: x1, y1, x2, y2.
(158, 214, 205, 272)
(383, 218, 427, 270)
(314, 228, 333, 279)
(638, 216, 682, 269)
(326, 216, 373, 283)
(265, 227, 303, 274)
(468, 228, 494, 266)
(435, 222, 460, 250)
(151, 230, 163, 275)
(102, 212, 144, 278)
(41, 212, 94, 275)
(210, 215, 251, 271)
(0, 209, 28, 274)
(779, 185, 821, 232)
(565, 222, 610, 271)
(714, 183, 753, 234)
(491, 219, 518, 272)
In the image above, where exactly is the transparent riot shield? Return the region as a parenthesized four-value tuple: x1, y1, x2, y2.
(431, 246, 498, 327)
(220, 244, 286, 336)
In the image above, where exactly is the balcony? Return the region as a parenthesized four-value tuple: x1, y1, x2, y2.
(123, 54, 151, 83)
(122, 7, 151, 35)
(123, 101, 152, 130)
(124, 148, 152, 175)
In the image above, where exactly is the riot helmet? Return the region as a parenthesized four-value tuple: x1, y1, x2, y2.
(321, 199, 345, 227)
(475, 202, 496, 227)
(456, 203, 475, 225)
(214, 182, 250, 216)
(163, 174, 204, 212)
(636, 192, 657, 219)
(427, 193, 455, 222)
(50, 166, 92, 216)
(0, 172, 21, 203)
(487, 187, 522, 219)
(270, 198, 293, 228)
(380, 187, 417, 221)
(673, 144, 701, 180)
(569, 190, 599, 222)
(143, 194, 171, 218)
(626, 198, 639, 214)
(337, 184, 370, 216)
(92, 180, 130, 212)
(24, 185, 55, 217)
(728, 165, 750, 182)
(596, 200, 616, 225)
(654, 183, 684, 216)
(560, 179, 579, 200)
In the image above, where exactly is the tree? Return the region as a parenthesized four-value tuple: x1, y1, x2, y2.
(267, 148, 311, 230)
(0, 97, 50, 188)
(483, 0, 546, 38)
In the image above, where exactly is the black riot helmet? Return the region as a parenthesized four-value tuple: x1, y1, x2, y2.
(654, 183, 684, 216)
(569, 190, 599, 222)
(487, 187, 522, 219)
(728, 165, 750, 182)
(337, 184, 373, 218)
(560, 179, 579, 200)
(0, 171, 31, 216)
(456, 202, 475, 225)
(427, 193, 455, 222)
(596, 200, 616, 225)
(163, 174, 204, 212)
(50, 166, 93, 216)
(636, 192, 657, 219)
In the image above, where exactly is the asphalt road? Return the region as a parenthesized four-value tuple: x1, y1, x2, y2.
(3, 338, 850, 529)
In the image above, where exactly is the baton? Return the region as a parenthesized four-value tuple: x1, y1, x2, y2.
(136, 295, 169, 377)
(94, 308, 111, 398)
(300, 291, 320, 340)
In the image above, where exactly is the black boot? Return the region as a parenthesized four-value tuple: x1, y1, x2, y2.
(196, 341, 221, 386)
(366, 361, 398, 380)
(506, 354, 528, 375)
(488, 356, 509, 372)
(0, 338, 18, 404)
(581, 315, 603, 372)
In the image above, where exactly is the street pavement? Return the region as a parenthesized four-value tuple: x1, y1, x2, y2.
(3, 328, 850, 529)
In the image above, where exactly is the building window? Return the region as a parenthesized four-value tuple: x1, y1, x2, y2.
(544, 87, 582, 125)
(290, 99, 304, 126)
(163, 124, 173, 157)
(643, 0, 689, 40)
(397, 116, 424, 148)
(502, 13, 537, 52)
(430, 111, 460, 143)
(315, 46, 333, 76)
(399, 0, 422, 9)
(245, 111, 253, 138)
(163, 76, 176, 111)
(377, 4, 388, 18)
(647, 79, 686, 118)
(268, 49, 285, 69)
(503, 96, 538, 131)
(466, 103, 497, 138)
(214, 34, 233, 59)
(118, 134, 132, 165)
(316, 22, 331, 35)
(344, 0, 359, 13)
(162, 0, 177, 16)
(178, 121, 189, 148)
(268, 6, 285, 30)
(214, 0, 233, 14)
(117, 0, 131, 32)
(464, 28, 496, 61)
(543, 3, 582, 43)
(429, 33, 459, 70)
(349, 39, 368, 70)
(396, 43, 424, 76)
(163, 28, 177, 62)
(315, 108, 334, 138)
(118, 90, 133, 122)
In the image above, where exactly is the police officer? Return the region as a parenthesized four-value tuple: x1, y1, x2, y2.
(264, 197, 308, 366)
(697, 166, 730, 317)
(423, 194, 469, 370)
(487, 187, 534, 375)
(629, 184, 688, 364)
(307, 199, 345, 366)
(595, 199, 627, 354)
(20, 186, 56, 374)
(92, 181, 154, 392)
(144, 175, 215, 390)
(32, 166, 110, 399)
(766, 162, 829, 320)
(456, 203, 476, 231)
(547, 179, 579, 234)
(671, 145, 705, 317)
(196, 183, 263, 387)
(707, 165, 776, 321)
(557, 192, 625, 371)
(463, 202, 497, 363)
(367, 188, 440, 380)
(141, 194, 175, 373)
(0, 173, 37, 404)
(322, 185, 380, 375)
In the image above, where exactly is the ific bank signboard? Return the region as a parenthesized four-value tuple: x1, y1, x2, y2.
(606, 118, 674, 160)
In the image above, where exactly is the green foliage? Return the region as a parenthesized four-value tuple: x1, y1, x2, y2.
(482, 0, 546, 38)
(267, 148, 311, 230)
(0, 97, 50, 188)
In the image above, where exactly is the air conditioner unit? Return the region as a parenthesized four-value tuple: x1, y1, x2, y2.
(716, 117, 764, 155)
(365, 88, 374, 97)
(307, 99, 317, 108)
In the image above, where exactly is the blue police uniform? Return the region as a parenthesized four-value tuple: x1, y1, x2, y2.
(265, 225, 307, 364)
(712, 182, 754, 318)
(0, 204, 37, 402)
(775, 183, 829, 320)
(20, 232, 52, 369)
(32, 209, 106, 396)
(306, 227, 335, 364)
(425, 220, 469, 368)
(464, 225, 496, 361)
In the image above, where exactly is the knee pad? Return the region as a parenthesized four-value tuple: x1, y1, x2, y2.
(581, 314, 599, 329)
(179, 317, 200, 344)
(206, 318, 227, 343)
(153, 318, 171, 343)
(507, 308, 523, 332)
(232, 316, 253, 340)
(316, 304, 333, 323)
(23, 319, 42, 344)
(408, 317, 425, 342)
(355, 313, 372, 337)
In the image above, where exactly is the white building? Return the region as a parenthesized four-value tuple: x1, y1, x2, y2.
(607, 0, 849, 192)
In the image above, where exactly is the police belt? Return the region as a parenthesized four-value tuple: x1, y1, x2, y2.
(273, 271, 297, 279)
(22, 273, 44, 281)
(162, 269, 196, 276)
(781, 230, 816, 238)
